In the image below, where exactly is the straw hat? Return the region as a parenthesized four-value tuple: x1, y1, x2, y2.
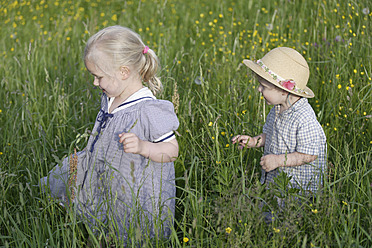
(243, 47, 314, 98)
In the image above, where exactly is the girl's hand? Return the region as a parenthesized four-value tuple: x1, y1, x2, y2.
(231, 135, 254, 149)
(119, 132, 178, 162)
(119, 132, 145, 155)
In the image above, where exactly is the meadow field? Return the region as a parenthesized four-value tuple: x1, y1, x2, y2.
(0, 0, 371, 247)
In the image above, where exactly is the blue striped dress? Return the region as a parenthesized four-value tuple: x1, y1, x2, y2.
(41, 87, 179, 240)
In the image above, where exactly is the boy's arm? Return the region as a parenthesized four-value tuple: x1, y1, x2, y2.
(232, 133, 266, 148)
(119, 132, 179, 163)
(260, 152, 317, 172)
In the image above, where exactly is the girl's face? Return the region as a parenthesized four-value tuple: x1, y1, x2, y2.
(85, 58, 126, 99)
(257, 76, 287, 106)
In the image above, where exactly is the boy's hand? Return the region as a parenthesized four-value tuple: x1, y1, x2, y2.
(260, 154, 280, 172)
(119, 132, 145, 155)
(232, 135, 253, 149)
(260, 152, 318, 172)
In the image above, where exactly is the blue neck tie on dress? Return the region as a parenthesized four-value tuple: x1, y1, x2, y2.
(89, 97, 153, 153)
(90, 109, 114, 153)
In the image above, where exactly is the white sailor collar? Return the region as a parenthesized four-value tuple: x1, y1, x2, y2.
(107, 87, 156, 114)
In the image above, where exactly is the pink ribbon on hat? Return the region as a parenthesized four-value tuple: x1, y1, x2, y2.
(143, 46, 149, 54)
(281, 80, 296, 91)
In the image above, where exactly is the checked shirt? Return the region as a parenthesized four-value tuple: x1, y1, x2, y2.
(261, 98, 327, 193)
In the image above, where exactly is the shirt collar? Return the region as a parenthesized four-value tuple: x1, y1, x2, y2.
(289, 97, 307, 112)
(108, 87, 156, 113)
(275, 97, 307, 115)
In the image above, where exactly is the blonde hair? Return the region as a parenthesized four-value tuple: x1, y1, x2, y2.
(84, 25, 162, 94)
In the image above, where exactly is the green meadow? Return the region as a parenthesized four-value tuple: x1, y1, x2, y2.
(0, 0, 371, 247)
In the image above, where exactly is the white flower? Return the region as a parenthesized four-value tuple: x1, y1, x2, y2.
(266, 24, 273, 31)
(194, 76, 203, 85)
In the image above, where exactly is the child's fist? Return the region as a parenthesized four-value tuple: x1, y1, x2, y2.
(260, 154, 280, 172)
(119, 132, 143, 154)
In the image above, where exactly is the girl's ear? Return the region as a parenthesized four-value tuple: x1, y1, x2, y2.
(119, 66, 130, 80)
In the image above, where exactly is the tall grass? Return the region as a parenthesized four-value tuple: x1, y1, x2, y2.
(0, 0, 371, 247)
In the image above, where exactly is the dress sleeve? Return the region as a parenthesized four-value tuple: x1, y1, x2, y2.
(140, 100, 179, 143)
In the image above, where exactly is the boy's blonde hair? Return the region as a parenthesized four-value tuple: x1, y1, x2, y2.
(84, 25, 162, 94)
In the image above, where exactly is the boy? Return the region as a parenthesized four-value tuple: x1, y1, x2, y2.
(232, 47, 327, 193)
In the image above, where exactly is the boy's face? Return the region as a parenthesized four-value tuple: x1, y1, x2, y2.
(257, 76, 287, 106)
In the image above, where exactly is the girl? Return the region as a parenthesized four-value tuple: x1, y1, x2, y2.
(41, 26, 179, 241)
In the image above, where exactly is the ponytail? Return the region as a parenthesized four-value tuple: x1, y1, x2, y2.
(140, 48, 162, 95)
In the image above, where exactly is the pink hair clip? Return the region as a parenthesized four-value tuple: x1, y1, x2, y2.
(143, 46, 149, 54)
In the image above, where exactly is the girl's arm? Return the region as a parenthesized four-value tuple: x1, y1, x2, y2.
(260, 152, 317, 172)
(232, 133, 266, 149)
(119, 132, 179, 163)
(138, 139, 179, 163)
